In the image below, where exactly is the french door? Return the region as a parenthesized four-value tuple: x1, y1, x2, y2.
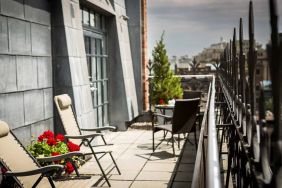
(84, 32, 109, 127)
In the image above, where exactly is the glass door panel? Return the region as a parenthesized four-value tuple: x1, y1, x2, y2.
(98, 106, 103, 127)
(104, 104, 108, 125)
(84, 30, 108, 127)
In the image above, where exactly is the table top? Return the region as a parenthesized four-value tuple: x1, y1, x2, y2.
(154, 104, 174, 110)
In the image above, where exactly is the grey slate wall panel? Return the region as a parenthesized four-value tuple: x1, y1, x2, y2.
(24, 90, 44, 125)
(43, 88, 53, 119)
(0, 0, 24, 19)
(0, 16, 8, 53)
(13, 126, 31, 146)
(31, 23, 51, 56)
(38, 57, 52, 88)
(8, 18, 31, 55)
(25, 0, 50, 26)
(31, 118, 54, 139)
(0, 93, 24, 129)
(0, 55, 17, 93)
(0, 0, 52, 147)
(16, 56, 38, 91)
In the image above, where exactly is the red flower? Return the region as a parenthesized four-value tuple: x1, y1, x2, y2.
(47, 137, 57, 146)
(56, 134, 65, 142)
(51, 152, 60, 156)
(65, 161, 74, 174)
(43, 130, 54, 139)
(159, 99, 165, 105)
(37, 134, 44, 142)
(67, 141, 80, 152)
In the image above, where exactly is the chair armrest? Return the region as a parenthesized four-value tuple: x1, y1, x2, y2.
(65, 133, 103, 139)
(4, 165, 64, 177)
(36, 152, 84, 162)
(80, 126, 116, 132)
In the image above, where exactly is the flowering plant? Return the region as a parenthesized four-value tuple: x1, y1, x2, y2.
(28, 130, 80, 174)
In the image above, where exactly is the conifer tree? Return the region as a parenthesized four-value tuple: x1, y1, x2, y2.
(151, 34, 183, 104)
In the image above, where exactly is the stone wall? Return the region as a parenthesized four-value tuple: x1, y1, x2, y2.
(0, 0, 52, 146)
(125, 0, 142, 113)
(0, 0, 143, 145)
(108, 0, 139, 130)
(52, 0, 94, 132)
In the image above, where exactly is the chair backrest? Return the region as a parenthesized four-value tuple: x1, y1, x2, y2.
(172, 98, 200, 134)
(54, 94, 82, 145)
(183, 90, 202, 100)
(0, 121, 50, 187)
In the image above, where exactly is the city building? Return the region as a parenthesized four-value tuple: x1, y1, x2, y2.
(195, 40, 227, 67)
(255, 47, 270, 83)
(170, 55, 192, 74)
(0, 0, 147, 146)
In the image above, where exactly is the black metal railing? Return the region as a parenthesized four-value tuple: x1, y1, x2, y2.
(217, 0, 281, 187)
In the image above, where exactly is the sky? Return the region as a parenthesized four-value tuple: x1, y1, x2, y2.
(148, 0, 282, 58)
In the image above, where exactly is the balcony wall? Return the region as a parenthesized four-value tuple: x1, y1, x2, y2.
(0, 0, 53, 146)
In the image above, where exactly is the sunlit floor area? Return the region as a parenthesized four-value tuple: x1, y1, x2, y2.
(77, 128, 197, 188)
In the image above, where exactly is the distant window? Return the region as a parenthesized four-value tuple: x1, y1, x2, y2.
(82, 8, 89, 25)
(81, 6, 106, 31)
(90, 10, 95, 27)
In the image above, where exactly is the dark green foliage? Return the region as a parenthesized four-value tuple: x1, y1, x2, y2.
(151, 34, 183, 104)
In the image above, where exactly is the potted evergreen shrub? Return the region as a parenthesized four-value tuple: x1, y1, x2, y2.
(151, 33, 183, 105)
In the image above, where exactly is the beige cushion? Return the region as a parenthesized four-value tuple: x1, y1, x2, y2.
(0, 121, 9, 138)
(57, 94, 72, 109)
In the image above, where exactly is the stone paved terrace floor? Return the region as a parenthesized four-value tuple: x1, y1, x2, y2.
(77, 129, 197, 188)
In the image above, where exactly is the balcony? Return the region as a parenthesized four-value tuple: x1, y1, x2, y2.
(1, 0, 281, 187)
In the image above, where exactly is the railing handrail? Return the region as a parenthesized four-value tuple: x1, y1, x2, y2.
(191, 80, 212, 188)
(207, 76, 221, 188)
(175, 75, 221, 188)
(148, 74, 214, 79)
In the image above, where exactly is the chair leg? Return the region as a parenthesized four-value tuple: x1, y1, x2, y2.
(47, 177, 56, 188)
(101, 135, 107, 145)
(93, 153, 111, 187)
(86, 139, 111, 187)
(109, 152, 121, 175)
(153, 131, 155, 152)
(32, 175, 44, 188)
(172, 134, 175, 156)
